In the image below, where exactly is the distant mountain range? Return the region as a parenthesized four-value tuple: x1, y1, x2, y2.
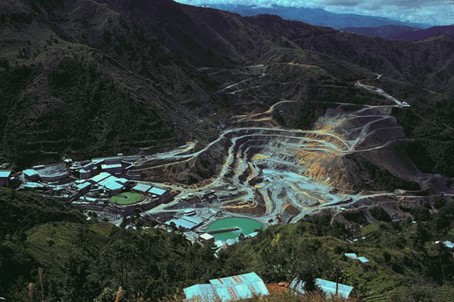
(342, 25, 454, 41)
(205, 4, 429, 29)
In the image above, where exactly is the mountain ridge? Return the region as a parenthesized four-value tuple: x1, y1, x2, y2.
(1, 0, 453, 184)
(201, 4, 430, 29)
(342, 24, 454, 41)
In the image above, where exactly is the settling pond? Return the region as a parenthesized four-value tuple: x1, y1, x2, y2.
(206, 217, 264, 241)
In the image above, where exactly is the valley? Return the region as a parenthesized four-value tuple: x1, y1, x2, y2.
(1, 1, 454, 301)
(10, 70, 451, 239)
(0, 0, 453, 251)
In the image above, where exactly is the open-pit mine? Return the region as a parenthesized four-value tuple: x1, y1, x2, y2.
(7, 71, 452, 244)
(128, 75, 451, 228)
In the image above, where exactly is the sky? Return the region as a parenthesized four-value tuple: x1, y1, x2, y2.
(176, 0, 454, 25)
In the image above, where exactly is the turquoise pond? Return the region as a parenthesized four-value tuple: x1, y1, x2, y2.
(206, 217, 264, 241)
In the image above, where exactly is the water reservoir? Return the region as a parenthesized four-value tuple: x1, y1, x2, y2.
(206, 217, 264, 241)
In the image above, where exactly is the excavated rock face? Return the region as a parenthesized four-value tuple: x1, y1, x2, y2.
(296, 106, 423, 191)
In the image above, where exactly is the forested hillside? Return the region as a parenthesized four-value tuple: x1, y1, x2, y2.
(1, 0, 454, 181)
(1, 188, 453, 301)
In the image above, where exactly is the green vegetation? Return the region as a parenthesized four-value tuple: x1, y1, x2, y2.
(217, 201, 454, 301)
(1, 189, 454, 301)
(393, 98, 454, 177)
(110, 192, 142, 205)
(0, 188, 219, 301)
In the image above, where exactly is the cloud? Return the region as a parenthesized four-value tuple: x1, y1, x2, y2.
(176, 0, 454, 25)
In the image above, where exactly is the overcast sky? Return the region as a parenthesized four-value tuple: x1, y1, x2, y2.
(176, 0, 454, 25)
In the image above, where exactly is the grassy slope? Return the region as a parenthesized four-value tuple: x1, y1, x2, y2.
(1, 188, 454, 301)
(0, 188, 220, 301)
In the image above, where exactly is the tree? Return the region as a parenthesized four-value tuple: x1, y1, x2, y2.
(302, 272, 317, 293)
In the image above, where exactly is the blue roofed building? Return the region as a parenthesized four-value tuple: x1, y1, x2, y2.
(181, 215, 204, 227)
(165, 218, 196, 230)
(149, 187, 166, 196)
(79, 169, 91, 180)
(132, 183, 152, 194)
(89, 172, 111, 184)
(184, 284, 218, 302)
(165, 215, 204, 230)
(149, 186, 171, 203)
(344, 253, 369, 264)
(0, 170, 12, 187)
(23, 169, 40, 181)
(357, 256, 370, 263)
(101, 163, 123, 175)
(443, 240, 454, 249)
(98, 175, 126, 195)
(344, 253, 358, 260)
(183, 272, 269, 302)
(101, 180, 124, 195)
(290, 277, 354, 299)
(75, 181, 92, 194)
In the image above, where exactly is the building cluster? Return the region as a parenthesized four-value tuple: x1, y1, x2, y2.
(75, 172, 130, 195)
(69, 156, 136, 180)
(132, 183, 171, 203)
(165, 213, 205, 230)
(184, 272, 269, 302)
(183, 272, 356, 302)
(1, 154, 171, 216)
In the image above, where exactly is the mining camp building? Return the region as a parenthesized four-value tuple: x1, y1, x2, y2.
(290, 277, 354, 299)
(184, 272, 269, 302)
(0, 170, 12, 187)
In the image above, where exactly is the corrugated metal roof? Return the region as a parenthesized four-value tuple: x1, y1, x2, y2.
(116, 178, 129, 185)
(210, 272, 269, 301)
(96, 175, 125, 192)
(23, 182, 45, 189)
(23, 169, 39, 177)
(90, 172, 111, 183)
(200, 233, 214, 241)
(444, 241, 454, 249)
(76, 182, 91, 190)
(184, 272, 269, 302)
(0, 170, 12, 178)
(181, 215, 204, 226)
(149, 187, 167, 196)
(357, 256, 369, 263)
(101, 180, 123, 191)
(345, 253, 369, 263)
(132, 183, 152, 193)
(290, 278, 353, 299)
(101, 163, 122, 170)
(165, 219, 197, 230)
(344, 253, 358, 259)
(247, 232, 259, 238)
(184, 284, 217, 302)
